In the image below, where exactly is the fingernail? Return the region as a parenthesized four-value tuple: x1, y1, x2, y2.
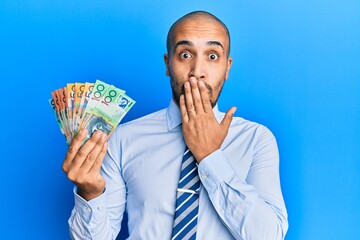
(185, 82, 190, 88)
(233, 107, 237, 114)
(101, 133, 107, 140)
(198, 80, 205, 87)
(94, 131, 101, 137)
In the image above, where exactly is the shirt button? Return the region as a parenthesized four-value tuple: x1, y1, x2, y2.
(97, 205, 103, 210)
(201, 173, 207, 179)
(85, 207, 91, 212)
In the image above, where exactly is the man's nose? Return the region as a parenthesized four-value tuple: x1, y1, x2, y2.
(189, 58, 205, 80)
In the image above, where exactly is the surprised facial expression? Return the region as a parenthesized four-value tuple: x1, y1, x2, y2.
(164, 18, 232, 107)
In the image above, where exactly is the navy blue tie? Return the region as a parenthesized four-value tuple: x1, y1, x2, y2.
(171, 147, 201, 240)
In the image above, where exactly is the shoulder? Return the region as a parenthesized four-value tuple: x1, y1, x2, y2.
(114, 107, 168, 138)
(231, 115, 269, 132)
(122, 108, 167, 126)
(229, 114, 277, 144)
(229, 116, 279, 161)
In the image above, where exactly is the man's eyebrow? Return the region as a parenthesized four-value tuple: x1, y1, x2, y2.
(174, 40, 193, 50)
(174, 40, 224, 51)
(207, 41, 224, 50)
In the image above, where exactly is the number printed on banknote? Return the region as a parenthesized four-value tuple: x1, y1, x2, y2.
(49, 79, 135, 145)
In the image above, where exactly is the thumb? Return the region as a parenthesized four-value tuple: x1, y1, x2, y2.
(221, 106, 236, 130)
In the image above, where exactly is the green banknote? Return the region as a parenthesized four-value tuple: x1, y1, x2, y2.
(83, 93, 135, 140)
(79, 80, 110, 130)
(50, 79, 135, 145)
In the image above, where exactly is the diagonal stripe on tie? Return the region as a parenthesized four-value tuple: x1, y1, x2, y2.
(179, 166, 197, 184)
(183, 226, 197, 240)
(175, 193, 196, 212)
(174, 198, 198, 225)
(178, 156, 197, 181)
(172, 147, 200, 240)
(172, 208, 198, 240)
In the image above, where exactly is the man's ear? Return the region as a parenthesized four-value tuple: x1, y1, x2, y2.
(164, 54, 170, 76)
(225, 57, 233, 80)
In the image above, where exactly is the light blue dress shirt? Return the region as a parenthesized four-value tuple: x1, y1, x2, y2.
(69, 100, 288, 240)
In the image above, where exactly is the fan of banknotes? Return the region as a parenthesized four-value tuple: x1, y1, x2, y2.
(49, 79, 135, 145)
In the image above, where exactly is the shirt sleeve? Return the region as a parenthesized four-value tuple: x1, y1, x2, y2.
(198, 126, 288, 240)
(68, 128, 127, 240)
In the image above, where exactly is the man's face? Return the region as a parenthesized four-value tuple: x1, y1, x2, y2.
(164, 18, 232, 107)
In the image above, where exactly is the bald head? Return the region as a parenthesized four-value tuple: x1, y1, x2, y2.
(166, 11, 231, 57)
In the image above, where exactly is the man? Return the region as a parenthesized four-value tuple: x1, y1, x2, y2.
(63, 11, 288, 239)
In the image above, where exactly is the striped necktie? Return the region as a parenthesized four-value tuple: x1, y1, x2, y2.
(171, 147, 201, 240)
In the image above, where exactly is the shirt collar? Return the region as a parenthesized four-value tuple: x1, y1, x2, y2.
(166, 98, 223, 131)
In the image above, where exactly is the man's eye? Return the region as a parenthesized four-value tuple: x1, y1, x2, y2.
(209, 53, 218, 60)
(180, 52, 191, 59)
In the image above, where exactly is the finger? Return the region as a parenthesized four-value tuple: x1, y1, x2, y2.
(71, 130, 104, 170)
(63, 128, 88, 172)
(184, 81, 196, 116)
(189, 77, 204, 114)
(221, 106, 237, 130)
(179, 94, 189, 123)
(198, 80, 213, 113)
(80, 132, 108, 173)
(89, 140, 108, 174)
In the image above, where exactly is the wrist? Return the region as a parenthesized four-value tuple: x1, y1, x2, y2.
(78, 187, 105, 201)
(194, 148, 219, 163)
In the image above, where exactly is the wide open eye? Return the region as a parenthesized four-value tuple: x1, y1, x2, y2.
(180, 52, 191, 59)
(209, 53, 218, 60)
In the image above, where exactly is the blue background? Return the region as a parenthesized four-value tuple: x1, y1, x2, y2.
(1, 1, 359, 239)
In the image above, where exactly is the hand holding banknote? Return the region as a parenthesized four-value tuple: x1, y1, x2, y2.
(62, 129, 108, 200)
(50, 79, 135, 200)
